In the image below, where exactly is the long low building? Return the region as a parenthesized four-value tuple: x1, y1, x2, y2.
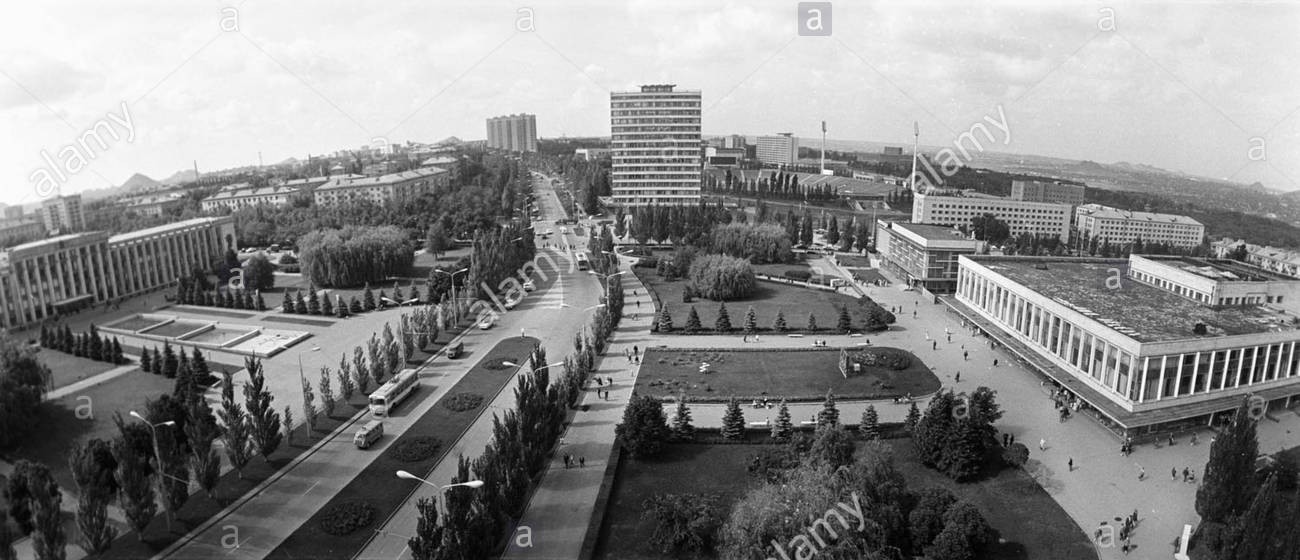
(0, 217, 237, 330)
(1075, 204, 1204, 248)
(952, 253, 1300, 435)
(313, 167, 449, 207)
(913, 192, 1073, 241)
(875, 220, 983, 293)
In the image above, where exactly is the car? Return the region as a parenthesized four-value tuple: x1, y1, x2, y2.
(560, 227, 568, 234)
(478, 317, 494, 330)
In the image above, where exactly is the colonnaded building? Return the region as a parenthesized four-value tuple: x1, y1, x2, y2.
(0, 216, 237, 330)
(952, 253, 1300, 436)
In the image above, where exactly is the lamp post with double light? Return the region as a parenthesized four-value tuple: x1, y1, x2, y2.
(128, 410, 177, 529)
(395, 470, 484, 510)
(434, 267, 469, 326)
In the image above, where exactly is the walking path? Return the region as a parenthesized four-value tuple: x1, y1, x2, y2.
(500, 260, 653, 559)
(46, 357, 142, 400)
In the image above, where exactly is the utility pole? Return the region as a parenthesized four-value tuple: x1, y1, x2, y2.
(910, 121, 919, 193)
(820, 120, 827, 174)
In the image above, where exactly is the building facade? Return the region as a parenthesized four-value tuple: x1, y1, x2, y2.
(1010, 180, 1086, 205)
(913, 192, 1073, 241)
(121, 193, 185, 217)
(721, 135, 746, 149)
(874, 221, 982, 293)
(610, 84, 702, 206)
(756, 133, 799, 165)
(0, 218, 45, 248)
(313, 167, 449, 207)
(201, 185, 307, 213)
(0, 217, 237, 330)
(1075, 204, 1205, 248)
(1213, 239, 1300, 279)
(954, 254, 1300, 432)
(40, 194, 84, 235)
(485, 114, 538, 152)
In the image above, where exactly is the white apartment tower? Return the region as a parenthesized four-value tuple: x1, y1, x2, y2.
(610, 84, 702, 206)
(756, 133, 799, 165)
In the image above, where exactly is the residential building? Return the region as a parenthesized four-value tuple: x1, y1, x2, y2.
(0, 217, 236, 329)
(40, 194, 84, 235)
(1213, 239, 1300, 279)
(610, 84, 702, 206)
(874, 221, 983, 293)
(1010, 180, 1086, 205)
(953, 254, 1300, 433)
(201, 185, 309, 213)
(721, 135, 746, 149)
(705, 147, 745, 166)
(0, 218, 45, 248)
(574, 148, 611, 161)
(121, 193, 185, 217)
(882, 146, 904, 156)
(756, 133, 799, 166)
(2, 206, 23, 220)
(313, 167, 449, 207)
(485, 114, 538, 152)
(1075, 204, 1205, 248)
(913, 192, 1073, 241)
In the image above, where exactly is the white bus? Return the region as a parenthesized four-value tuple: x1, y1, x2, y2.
(369, 368, 419, 416)
(576, 251, 590, 271)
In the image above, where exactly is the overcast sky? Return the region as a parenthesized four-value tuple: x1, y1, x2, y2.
(2, 0, 1297, 207)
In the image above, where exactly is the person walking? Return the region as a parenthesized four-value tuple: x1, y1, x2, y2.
(955, 372, 961, 382)
(563, 454, 571, 468)
(1039, 438, 1047, 451)
(1182, 467, 1189, 482)
(1172, 467, 1178, 481)
(932, 341, 937, 350)
(633, 345, 639, 357)
(963, 350, 969, 361)
(579, 456, 586, 468)
(1068, 457, 1074, 471)
(993, 358, 999, 367)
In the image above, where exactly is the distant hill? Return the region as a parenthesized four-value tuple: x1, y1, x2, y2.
(161, 169, 197, 185)
(120, 173, 160, 192)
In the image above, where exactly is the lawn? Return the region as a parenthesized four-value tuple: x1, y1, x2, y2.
(264, 336, 539, 560)
(634, 267, 877, 334)
(33, 348, 120, 389)
(593, 439, 1094, 560)
(637, 348, 939, 402)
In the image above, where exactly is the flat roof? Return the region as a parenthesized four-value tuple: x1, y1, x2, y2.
(893, 222, 972, 242)
(6, 232, 102, 253)
(1142, 255, 1295, 282)
(109, 217, 229, 244)
(316, 167, 448, 191)
(1077, 204, 1202, 226)
(968, 256, 1299, 343)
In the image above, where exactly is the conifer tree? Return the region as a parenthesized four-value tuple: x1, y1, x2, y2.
(744, 306, 758, 333)
(905, 401, 921, 433)
(685, 306, 702, 332)
(139, 348, 152, 373)
(715, 302, 732, 331)
(817, 390, 840, 429)
(657, 305, 674, 332)
(150, 348, 163, 376)
(721, 398, 746, 441)
(363, 284, 376, 311)
(255, 291, 266, 311)
(282, 291, 294, 313)
(860, 404, 880, 440)
(807, 312, 818, 331)
(670, 398, 695, 441)
(1197, 398, 1261, 523)
(771, 400, 793, 443)
(772, 309, 788, 332)
(243, 358, 282, 461)
(320, 291, 333, 316)
(218, 371, 254, 478)
(837, 306, 852, 333)
(161, 342, 178, 379)
(307, 285, 320, 315)
(294, 292, 308, 314)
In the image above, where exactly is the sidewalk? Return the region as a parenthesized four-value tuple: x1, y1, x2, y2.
(46, 357, 141, 400)
(500, 259, 653, 559)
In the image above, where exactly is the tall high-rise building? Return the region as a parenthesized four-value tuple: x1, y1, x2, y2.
(756, 133, 799, 165)
(40, 194, 84, 235)
(485, 114, 537, 152)
(610, 84, 701, 206)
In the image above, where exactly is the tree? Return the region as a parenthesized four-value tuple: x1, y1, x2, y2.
(0, 508, 16, 560)
(685, 306, 702, 333)
(1197, 398, 1260, 523)
(307, 285, 321, 315)
(1223, 473, 1283, 560)
(282, 291, 295, 313)
(816, 390, 840, 429)
(218, 370, 254, 478)
(113, 429, 156, 541)
(771, 400, 793, 443)
(905, 401, 921, 433)
(641, 493, 725, 555)
(826, 216, 840, 245)
(294, 292, 308, 314)
(5, 460, 41, 535)
(689, 254, 757, 301)
(139, 348, 152, 372)
(282, 405, 294, 447)
(808, 424, 855, 469)
(616, 395, 670, 459)
(807, 312, 818, 331)
(721, 398, 745, 441)
(243, 358, 282, 460)
(425, 223, 451, 258)
(349, 296, 363, 314)
(319, 366, 336, 418)
(242, 254, 276, 291)
(161, 342, 178, 379)
(743, 306, 758, 333)
(860, 405, 880, 440)
(909, 487, 959, 551)
(670, 398, 695, 441)
(0, 344, 49, 449)
(184, 398, 222, 499)
(771, 309, 787, 332)
(656, 305, 674, 332)
(408, 497, 443, 560)
(837, 306, 852, 333)
(363, 284, 376, 311)
(26, 461, 64, 560)
(301, 369, 317, 433)
(321, 290, 334, 316)
(969, 213, 1010, 245)
(715, 302, 732, 331)
(352, 346, 371, 396)
(337, 356, 356, 402)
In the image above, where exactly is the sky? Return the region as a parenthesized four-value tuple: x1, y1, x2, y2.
(1, 0, 1297, 207)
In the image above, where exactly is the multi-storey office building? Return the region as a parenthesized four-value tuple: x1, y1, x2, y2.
(121, 194, 185, 217)
(610, 84, 702, 206)
(913, 192, 1072, 241)
(756, 133, 799, 165)
(874, 221, 983, 293)
(201, 185, 307, 213)
(1010, 180, 1086, 205)
(0, 217, 237, 330)
(313, 167, 449, 207)
(485, 114, 538, 152)
(40, 194, 84, 234)
(1213, 239, 1300, 279)
(953, 254, 1300, 433)
(0, 218, 45, 248)
(1075, 204, 1205, 248)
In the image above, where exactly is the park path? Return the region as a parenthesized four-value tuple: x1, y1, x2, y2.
(46, 357, 142, 400)
(499, 257, 654, 560)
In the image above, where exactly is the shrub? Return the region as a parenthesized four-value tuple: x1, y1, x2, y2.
(857, 348, 912, 370)
(784, 269, 813, 281)
(687, 254, 757, 301)
(1002, 443, 1029, 468)
(318, 501, 376, 535)
(641, 493, 725, 555)
(392, 436, 442, 463)
(636, 256, 659, 269)
(443, 392, 484, 411)
(709, 223, 794, 264)
(746, 445, 802, 483)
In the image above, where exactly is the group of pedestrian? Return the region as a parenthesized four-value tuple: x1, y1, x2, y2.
(562, 454, 586, 469)
(1173, 466, 1197, 484)
(625, 346, 641, 364)
(1001, 433, 1017, 447)
(594, 376, 614, 400)
(1120, 510, 1138, 554)
(1120, 438, 1134, 456)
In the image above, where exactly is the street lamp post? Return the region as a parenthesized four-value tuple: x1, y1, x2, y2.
(434, 267, 469, 326)
(395, 470, 484, 510)
(129, 410, 176, 530)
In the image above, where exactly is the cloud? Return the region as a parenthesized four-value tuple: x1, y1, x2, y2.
(0, 52, 100, 111)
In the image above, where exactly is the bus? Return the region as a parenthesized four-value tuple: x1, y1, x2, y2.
(576, 251, 590, 271)
(369, 368, 419, 416)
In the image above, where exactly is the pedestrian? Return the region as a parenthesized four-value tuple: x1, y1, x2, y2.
(955, 372, 961, 382)
(1168, 434, 1175, 446)
(1191, 433, 1198, 446)
(1182, 467, 1189, 482)
(1068, 457, 1074, 471)
(1039, 438, 1046, 451)
(521, 329, 527, 339)
(1009, 434, 1015, 446)
(633, 345, 639, 357)
(913, 310, 917, 318)
(947, 334, 952, 343)
(993, 358, 999, 367)
(932, 341, 937, 350)
(1172, 467, 1178, 481)
(1132, 509, 1138, 524)
(964, 351, 969, 361)
(564, 454, 570, 468)
(579, 456, 586, 468)
(636, 300, 640, 308)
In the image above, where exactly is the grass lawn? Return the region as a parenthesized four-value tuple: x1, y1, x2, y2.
(593, 439, 1093, 560)
(634, 268, 877, 334)
(265, 336, 539, 560)
(835, 254, 873, 268)
(33, 348, 120, 389)
(637, 348, 939, 402)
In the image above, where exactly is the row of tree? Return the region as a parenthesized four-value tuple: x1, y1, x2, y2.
(39, 324, 127, 366)
(655, 301, 894, 334)
(705, 169, 841, 202)
(176, 281, 268, 311)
